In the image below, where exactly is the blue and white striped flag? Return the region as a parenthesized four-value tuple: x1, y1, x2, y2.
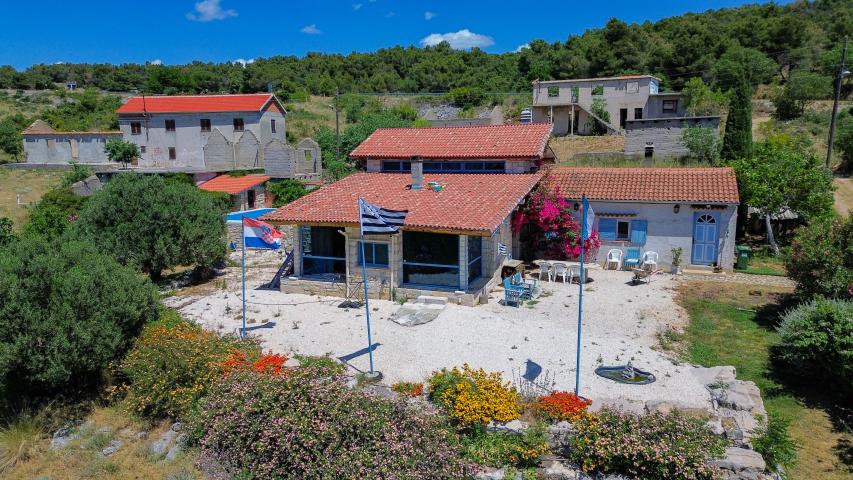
(359, 198, 407, 234)
(498, 242, 508, 256)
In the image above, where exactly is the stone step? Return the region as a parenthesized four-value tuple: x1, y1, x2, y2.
(417, 295, 448, 305)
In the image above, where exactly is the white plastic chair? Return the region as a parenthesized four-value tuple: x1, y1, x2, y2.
(604, 249, 623, 270)
(641, 251, 659, 271)
(537, 261, 553, 281)
(552, 262, 572, 283)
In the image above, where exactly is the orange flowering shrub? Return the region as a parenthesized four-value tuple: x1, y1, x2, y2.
(223, 351, 289, 376)
(391, 382, 424, 397)
(535, 391, 592, 422)
(117, 316, 259, 419)
(429, 365, 521, 427)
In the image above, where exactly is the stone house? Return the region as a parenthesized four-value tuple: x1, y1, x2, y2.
(198, 174, 270, 211)
(116, 94, 287, 171)
(349, 123, 555, 174)
(530, 75, 721, 158)
(549, 166, 740, 270)
(261, 170, 542, 305)
(21, 120, 121, 164)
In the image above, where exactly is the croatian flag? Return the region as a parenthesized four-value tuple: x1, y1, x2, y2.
(242, 217, 283, 250)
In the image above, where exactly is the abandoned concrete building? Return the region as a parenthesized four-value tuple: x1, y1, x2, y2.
(22, 120, 122, 164)
(530, 75, 720, 158)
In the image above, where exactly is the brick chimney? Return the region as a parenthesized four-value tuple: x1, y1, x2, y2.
(411, 156, 423, 190)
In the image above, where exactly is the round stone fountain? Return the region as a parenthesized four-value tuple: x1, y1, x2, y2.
(594, 361, 656, 385)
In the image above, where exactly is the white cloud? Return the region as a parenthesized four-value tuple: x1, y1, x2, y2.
(420, 29, 495, 49)
(385, 11, 395, 18)
(186, 0, 237, 22)
(514, 43, 530, 52)
(149, 59, 163, 65)
(424, 11, 436, 20)
(232, 58, 254, 67)
(352, 3, 363, 10)
(300, 24, 322, 34)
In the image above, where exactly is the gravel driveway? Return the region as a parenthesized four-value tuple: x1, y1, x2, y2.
(171, 262, 716, 410)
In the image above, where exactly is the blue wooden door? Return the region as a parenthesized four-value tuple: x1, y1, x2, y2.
(692, 213, 718, 265)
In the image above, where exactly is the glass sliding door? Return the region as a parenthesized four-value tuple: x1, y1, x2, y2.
(402, 231, 459, 289)
(301, 226, 346, 277)
(467, 236, 482, 283)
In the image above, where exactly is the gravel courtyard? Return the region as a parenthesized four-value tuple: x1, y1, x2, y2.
(169, 255, 713, 410)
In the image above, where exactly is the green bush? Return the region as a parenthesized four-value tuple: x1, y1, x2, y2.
(60, 163, 94, 187)
(117, 314, 257, 419)
(0, 217, 12, 247)
(461, 424, 549, 469)
(266, 179, 308, 207)
(568, 409, 727, 480)
(752, 412, 798, 476)
(188, 369, 467, 479)
(23, 187, 88, 241)
(775, 297, 853, 396)
(0, 237, 159, 401)
(74, 173, 226, 280)
(785, 214, 853, 299)
(292, 354, 347, 377)
(449, 87, 486, 108)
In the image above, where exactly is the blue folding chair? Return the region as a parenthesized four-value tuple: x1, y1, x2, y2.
(503, 277, 525, 307)
(623, 247, 642, 270)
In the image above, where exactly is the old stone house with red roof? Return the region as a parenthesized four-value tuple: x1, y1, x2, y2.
(549, 166, 740, 270)
(116, 94, 320, 179)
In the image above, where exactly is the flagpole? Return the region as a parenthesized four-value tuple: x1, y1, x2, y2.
(575, 195, 587, 396)
(241, 219, 247, 339)
(359, 199, 377, 376)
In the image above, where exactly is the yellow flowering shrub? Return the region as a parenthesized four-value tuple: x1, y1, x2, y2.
(429, 364, 521, 427)
(115, 312, 258, 419)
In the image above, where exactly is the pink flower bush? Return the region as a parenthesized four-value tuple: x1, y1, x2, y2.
(513, 178, 601, 261)
(187, 369, 469, 479)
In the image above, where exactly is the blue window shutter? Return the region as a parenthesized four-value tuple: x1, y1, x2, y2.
(598, 218, 617, 241)
(630, 220, 648, 245)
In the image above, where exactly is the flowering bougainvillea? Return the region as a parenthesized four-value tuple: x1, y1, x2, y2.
(512, 176, 601, 261)
(429, 364, 521, 427)
(535, 391, 592, 422)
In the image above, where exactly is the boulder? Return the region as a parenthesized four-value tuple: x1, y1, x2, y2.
(539, 459, 581, 479)
(644, 400, 712, 419)
(720, 409, 760, 446)
(283, 357, 301, 368)
(711, 447, 766, 473)
(148, 429, 178, 456)
(170, 422, 183, 432)
(165, 433, 187, 460)
(692, 366, 737, 386)
(362, 383, 398, 401)
(712, 381, 765, 416)
(486, 419, 529, 434)
(101, 439, 123, 457)
(49, 425, 78, 451)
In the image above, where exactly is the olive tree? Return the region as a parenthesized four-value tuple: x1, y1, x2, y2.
(75, 173, 226, 280)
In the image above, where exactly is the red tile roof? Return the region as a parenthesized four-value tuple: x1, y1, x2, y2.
(117, 94, 276, 114)
(548, 167, 739, 204)
(199, 175, 270, 195)
(261, 172, 543, 234)
(349, 123, 553, 160)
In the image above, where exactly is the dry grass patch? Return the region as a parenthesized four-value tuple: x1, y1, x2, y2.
(833, 178, 853, 216)
(0, 168, 64, 228)
(550, 135, 625, 162)
(5, 406, 201, 480)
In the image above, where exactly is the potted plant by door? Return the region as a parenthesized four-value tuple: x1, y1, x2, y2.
(670, 247, 683, 274)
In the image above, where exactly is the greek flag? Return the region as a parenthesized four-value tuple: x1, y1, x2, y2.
(359, 198, 407, 234)
(498, 242, 508, 256)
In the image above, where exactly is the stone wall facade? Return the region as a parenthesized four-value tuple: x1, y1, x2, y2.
(23, 133, 122, 164)
(624, 116, 720, 158)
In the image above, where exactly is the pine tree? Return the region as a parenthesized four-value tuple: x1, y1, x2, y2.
(721, 77, 753, 161)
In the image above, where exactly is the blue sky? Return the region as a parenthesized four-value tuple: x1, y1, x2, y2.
(0, 0, 775, 69)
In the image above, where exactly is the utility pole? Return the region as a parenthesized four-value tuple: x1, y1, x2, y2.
(827, 35, 848, 169)
(335, 86, 340, 159)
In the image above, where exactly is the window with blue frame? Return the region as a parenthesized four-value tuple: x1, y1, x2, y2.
(597, 218, 648, 245)
(381, 161, 505, 173)
(357, 241, 390, 268)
